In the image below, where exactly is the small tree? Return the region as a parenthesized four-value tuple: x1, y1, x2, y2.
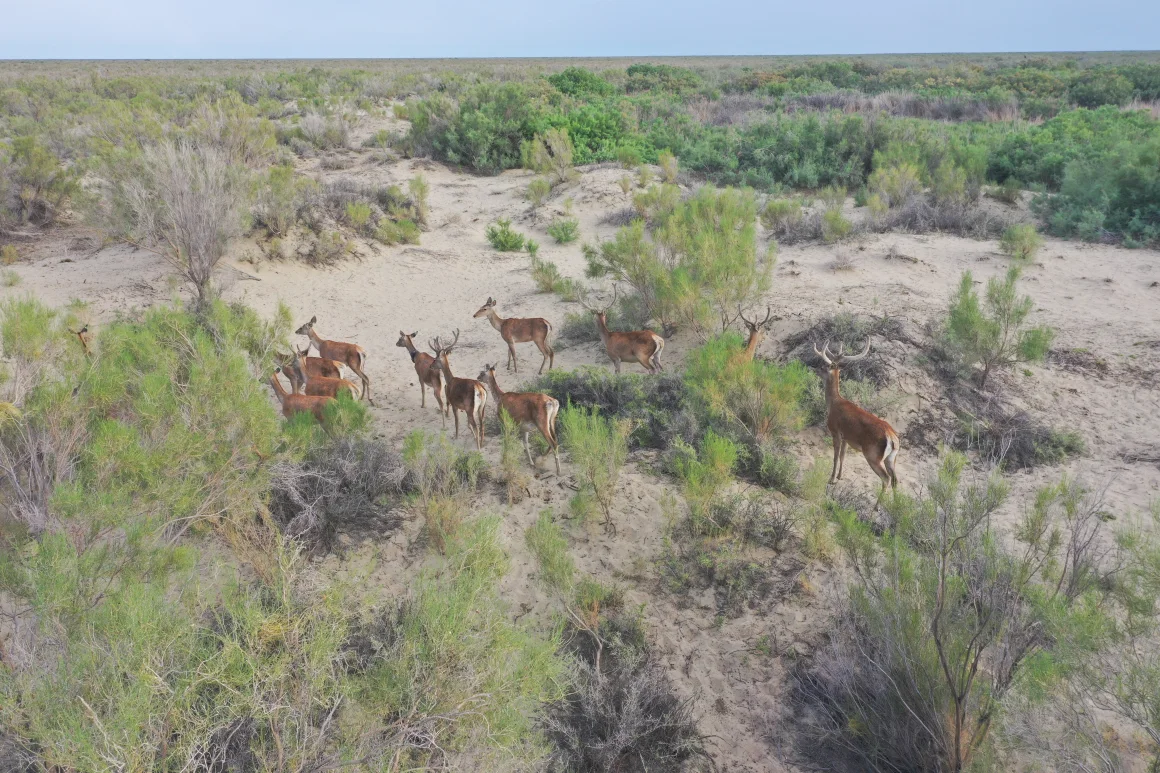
(799, 452, 1116, 772)
(999, 223, 1043, 262)
(118, 141, 246, 310)
(945, 266, 1054, 387)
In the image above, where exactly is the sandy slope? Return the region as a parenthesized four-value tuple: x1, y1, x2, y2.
(5, 134, 1160, 771)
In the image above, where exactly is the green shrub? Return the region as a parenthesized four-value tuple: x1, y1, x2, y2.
(658, 150, 679, 184)
(559, 406, 630, 532)
(308, 230, 352, 265)
(672, 432, 738, 525)
(1000, 223, 1044, 261)
(529, 254, 561, 293)
(499, 408, 530, 504)
(869, 161, 923, 207)
(821, 206, 853, 243)
(548, 67, 616, 98)
(525, 510, 575, 592)
(408, 174, 430, 227)
(1069, 70, 1134, 108)
(685, 332, 811, 447)
(522, 127, 577, 185)
(1, 245, 18, 265)
(1, 136, 79, 225)
(547, 216, 580, 244)
(944, 266, 1054, 387)
(485, 218, 527, 251)
(525, 238, 540, 258)
(527, 176, 551, 207)
(761, 197, 803, 234)
(343, 201, 374, 234)
(252, 164, 317, 237)
(1, 269, 20, 287)
(991, 177, 1023, 204)
(617, 145, 643, 168)
(818, 184, 847, 209)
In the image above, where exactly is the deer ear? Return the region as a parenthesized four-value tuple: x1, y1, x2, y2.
(410, 331, 418, 337)
(310, 315, 317, 324)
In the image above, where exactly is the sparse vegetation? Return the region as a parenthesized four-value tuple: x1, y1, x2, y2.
(547, 216, 581, 244)
(559, 405, 630, 530)
(527, 176, 552, 207)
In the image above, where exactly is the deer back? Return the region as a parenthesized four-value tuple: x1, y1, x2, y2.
(828, 395, 897, 452)
(501, 317, 550, 345)
(414, 351, 442, 388)
(607, 329, 662, 360)
(500, 391, 553, 426)
(302, 375, 359, 398)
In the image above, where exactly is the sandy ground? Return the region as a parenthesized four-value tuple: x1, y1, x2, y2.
(5, 124, 1160, 771)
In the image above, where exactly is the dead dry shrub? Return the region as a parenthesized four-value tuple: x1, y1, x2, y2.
(783, 312, 906, 386)
(269, 436, 406, 554)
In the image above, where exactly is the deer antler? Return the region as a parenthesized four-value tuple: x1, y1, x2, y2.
(740, 305, 773, 329)
(840, 338, 872, 363)
(429, 335, 442, 355)
(813, 340, 834, 366)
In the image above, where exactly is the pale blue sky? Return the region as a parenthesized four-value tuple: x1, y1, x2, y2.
(1, 0, 1156, 59)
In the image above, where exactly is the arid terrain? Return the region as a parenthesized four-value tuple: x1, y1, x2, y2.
(5, 104, 1160, 770)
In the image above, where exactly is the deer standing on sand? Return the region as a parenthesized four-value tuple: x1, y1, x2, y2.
(581, 288, 664, 374)
(276, 348, 342, 394)
(473, 297, 554, 374)
(813, 339, 899, 493)
(268, 371, 334, 422)
(396, 331, 447, 426)
(293, 348, 360, 399)
(478, 363, 561, 475)
(428, 330, 487, 449)
(738, 306, 774, 361)
(295, 316, 371, 403)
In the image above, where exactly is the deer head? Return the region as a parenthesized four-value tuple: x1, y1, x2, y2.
(395, 330, 420, 348)
(473, 297, 497, 318)
(294, 315, 318, 336)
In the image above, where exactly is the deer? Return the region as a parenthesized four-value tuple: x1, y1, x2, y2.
(580, 288, 664, 374)
(472, 297, 554, 374)
(395, 330, 447, 426)
(69, 324, 92, 356)
(813, 339, 900, 494)
(294, 316, 371, 404)
(275, 347, 343, 394)
(738, 306, 774, 361)
(293, 348, 361, 399)
(268, 371, 334, 423)
(478, 363, 561, 475)
(427, 330, 487, 450)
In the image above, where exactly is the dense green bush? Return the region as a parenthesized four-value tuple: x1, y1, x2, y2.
(548, 66, 616, 98)
(547, 216, 581, 244)
(485, 217, 527, 251)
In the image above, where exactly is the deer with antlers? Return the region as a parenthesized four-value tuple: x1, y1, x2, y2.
(268, 371, 334, 422)
(478, 363, 561, 475)
(473, 297, 554, 375)
(738, 306, 774, 361)
(428, 330, 487, 449)
(813, 339, 899, 493)
(275, 348, 343, 394)
(292, 348, 360, 399)
(295, 316, 372, 403)
(581, 288, 664, 374)
(396, 331, 447, 426)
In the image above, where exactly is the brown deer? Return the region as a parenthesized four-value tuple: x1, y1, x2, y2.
(738, 306, 774, 361)
(428, 330, 487, 450)
(580, 288, 664, 374)
(813, 339, 899, 493)
(395, 330, 446, 426)
(294, 316, 371, 403)
(478, 363, 561, 475)
(275, 348, 342, 394)
(473, 297, 554, 374)
(69, 325, 92, 356)
(268, 371, 334, 422)
(293, 348, 360, 399)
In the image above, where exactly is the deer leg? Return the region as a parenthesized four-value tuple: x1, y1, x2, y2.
(829, 433, 841, 484)
(884, 448, 899, 490)
(478, 403, 485, 448)
(611, 356, 621, 375)
(524, 430, 536, 467)
(837, 439, 848, 480)
(420, 381, 426, 408)
(537, 341, 551, 375)
(434, 385, 447, 427)
(452, 407, 460, 438)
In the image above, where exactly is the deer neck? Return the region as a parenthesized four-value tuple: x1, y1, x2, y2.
(825, 369, 841, 410)
(595, 314, 611, 344)
(403, 338, 419, 362)
(485, 308, 505, 333)
(270, 376, 287, 402)
(486, 372, 504, 401)
(743, 330, 762, 359)
(306, 328, 324, 350)
(439, 352, 456, 381)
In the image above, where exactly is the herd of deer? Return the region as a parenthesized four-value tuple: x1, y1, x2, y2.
(267, 295, 900, 492)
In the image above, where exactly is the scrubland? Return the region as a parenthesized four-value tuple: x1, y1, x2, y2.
(2, 54, 1160, 772)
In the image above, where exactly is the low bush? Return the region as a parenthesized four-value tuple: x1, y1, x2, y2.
(307, 230, 353, 266)
(530, 368, 698, 451)
(761, 197, 804, 234)
(658, 149, 679, 183)
(950, 390, 1084, 470)
(401, 430, 485, 552)
(523, 127, 578, 186)
(821, 207, 853, 243)
(486, 218, 527, 251)
(1000, 223, 1044, 261)
(0, 136, 79, 226)
(783, 312, 903, 385)
(525, 509, 575, 592)
(547, 216, 581, 244)
(252, 164, 318, 237)
(527, 176, 551, 207)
